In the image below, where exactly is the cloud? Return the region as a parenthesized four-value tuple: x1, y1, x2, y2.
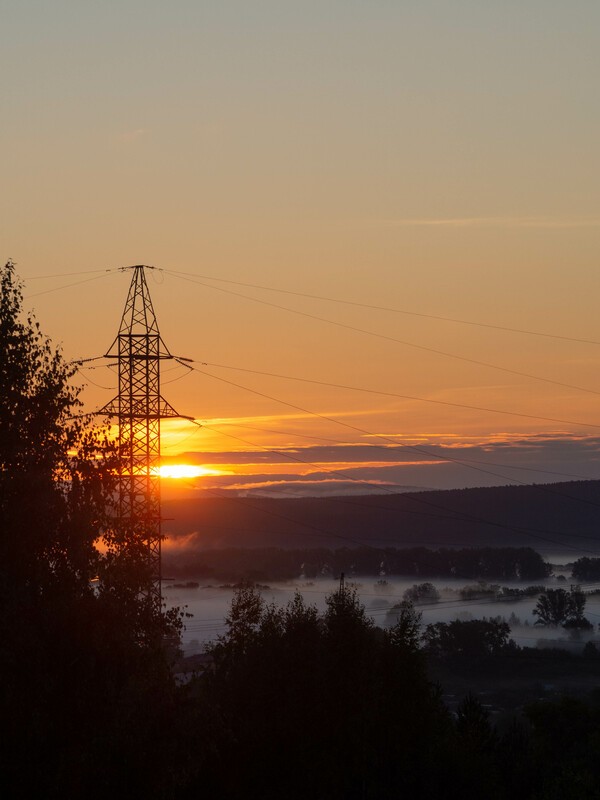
(161, 433, 600, 499)
(229, 479, 424, 498)
(377, 216, 600, 229)
(116, 128, 147, 143)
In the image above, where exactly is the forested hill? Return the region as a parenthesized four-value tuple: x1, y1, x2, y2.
(162, 480, 600, 554)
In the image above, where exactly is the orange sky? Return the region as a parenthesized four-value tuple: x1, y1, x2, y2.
(4, 2, 600, 495)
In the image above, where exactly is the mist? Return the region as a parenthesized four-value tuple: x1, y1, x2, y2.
(165, 570, 600, 655)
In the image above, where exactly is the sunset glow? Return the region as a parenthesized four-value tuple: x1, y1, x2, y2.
(8, 3, 600, 497)
(158, 464, 224, 480)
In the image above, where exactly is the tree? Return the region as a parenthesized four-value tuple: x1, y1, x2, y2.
(572, 556, 600, 582)
(403, 581, 440, 604)
(525, 696, 600, 798)
(195, 584, 454, 798)
(0, 260, 113, 591)
(386, 599, 422, 651)
(0, 261, 184, 796)
(456, 692, 495, 748)
(532, 588, 571, 626)
(533, 587, 591, 629)
(422, 618, 515, 661)
(0, 259, 182, 639)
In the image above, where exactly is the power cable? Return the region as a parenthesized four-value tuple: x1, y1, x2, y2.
(23, 268, 116, 280)
(196, 418, 600, 555)
(221, 421, 598, 482)
(67, 356, 600, 550)
(184, 363, 600, 515)
(164, 268, 600, 347)
(24, 271, 117, 299)
(75, 366, 115, 391)
(198, 360, 600, 431)
(166, 270, 600, 397)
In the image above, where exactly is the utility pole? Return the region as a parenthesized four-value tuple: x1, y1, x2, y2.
(100, 265, 191, 607)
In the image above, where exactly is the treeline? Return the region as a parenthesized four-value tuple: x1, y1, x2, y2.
(572, 556, 600, 582)
(165, 544, 551, 582)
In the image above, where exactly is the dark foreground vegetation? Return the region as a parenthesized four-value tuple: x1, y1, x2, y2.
(3, 259, 600, 799)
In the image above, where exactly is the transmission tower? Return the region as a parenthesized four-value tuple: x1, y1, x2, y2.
(100, 265, 191, 606)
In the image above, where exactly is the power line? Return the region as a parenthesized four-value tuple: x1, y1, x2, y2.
(75, 366, 115, 391)
(24, 271, 118, 299)
(31, 262, 595, 349)
(222, 421, 598, 482)
(59, 266, 600, 556)
(79, 349, 600, 431)
(23, 268, 117, 280)
(185, 362, 600, 504)
(80, 383, 598, 482)
(194, 417, 600, 555)
(181, 366, 600, 552)
(71, 354, 600, 547)
(198, 360, 600, 431)
(164, 268, 600, 347)
(165, 270, 600, 396)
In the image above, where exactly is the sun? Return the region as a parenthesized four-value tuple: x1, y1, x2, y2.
(157, 464, 222, 479)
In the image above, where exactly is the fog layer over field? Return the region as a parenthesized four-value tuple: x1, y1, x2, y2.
(166, 571, 600, 655)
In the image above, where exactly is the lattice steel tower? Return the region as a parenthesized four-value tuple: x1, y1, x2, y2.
(101, 265, 189, 606)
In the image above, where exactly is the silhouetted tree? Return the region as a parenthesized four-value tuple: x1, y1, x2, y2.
(422, 618, 515, 661)
(193, 584, 454, 799)
(386, 599, 422, 650)
(0, 260, 112, 591)
(0, 261, 183, 797)
(403, 581, 440, 604)
(533, 587, 591, 629)
(572, 557, 600, 582)
(525, 696, 600, 799)
(453, 693, 503, 799)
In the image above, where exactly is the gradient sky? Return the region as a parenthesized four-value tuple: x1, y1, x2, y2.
(4, 2, 600, 495)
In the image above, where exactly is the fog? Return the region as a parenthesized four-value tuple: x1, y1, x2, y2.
(165, 569, 600, 655)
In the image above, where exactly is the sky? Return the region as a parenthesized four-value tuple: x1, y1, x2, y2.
(3, 1, 600, 497)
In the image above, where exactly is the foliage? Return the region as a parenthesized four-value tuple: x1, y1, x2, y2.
(572, 556, 600, 582)
(0, 261, 183, 796)
(533, 587, 592, 629)
(422, 618, 515, 661)
(459, 580, 500, 600)
(194, 584, 453, 798)
(403, 581, 440, 603)
(524, 695, 600, 799)
(386, 599, 422, 651)
(0, 260, 114, 591)
(454, 691, 502, 796)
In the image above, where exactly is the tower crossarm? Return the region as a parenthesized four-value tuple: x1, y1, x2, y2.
(98, 265, 193, 607)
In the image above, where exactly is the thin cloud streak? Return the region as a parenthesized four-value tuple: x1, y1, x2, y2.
(377, 216, 600, 229)
(115, 128, 147, 143)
